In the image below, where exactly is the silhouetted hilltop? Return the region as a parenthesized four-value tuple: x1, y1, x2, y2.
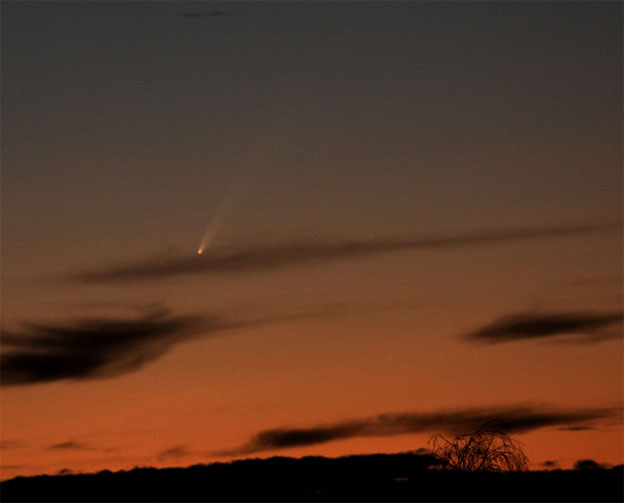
(2, 452, 622, 502)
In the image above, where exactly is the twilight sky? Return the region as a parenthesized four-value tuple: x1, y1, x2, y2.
(1, 1, 622, 479)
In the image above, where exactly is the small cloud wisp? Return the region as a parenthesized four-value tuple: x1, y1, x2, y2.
(465, 311, 623, 344)
(48, 441, 92, 451)
(157, 444, 191, 462)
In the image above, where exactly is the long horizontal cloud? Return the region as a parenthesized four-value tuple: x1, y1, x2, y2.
(1, 307, 332, 386)
(47, 441, 108, 452)
(1, 310, 208, 386)
(71, 222, 615, 283)
(48, 441, 88, 451)
(465, 311, 623, 344)
(221, 405, 620, 455)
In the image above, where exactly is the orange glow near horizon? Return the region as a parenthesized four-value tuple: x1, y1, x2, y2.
(1, 306, 622, 480)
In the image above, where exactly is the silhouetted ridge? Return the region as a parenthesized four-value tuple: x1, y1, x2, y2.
(2, 453, 622, 502)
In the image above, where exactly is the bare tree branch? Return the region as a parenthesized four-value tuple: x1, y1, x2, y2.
(429, 419, 529, 472)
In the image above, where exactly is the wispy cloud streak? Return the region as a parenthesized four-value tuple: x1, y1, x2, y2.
(72, 223, 615, 283)
(1, 307, 337, 386)
(465, 311, 623, 344)
(157, 444, 191, 462)
(1, 310, 207, 386)
(219, 405, 619, 455)
(48, 441, 95, 451)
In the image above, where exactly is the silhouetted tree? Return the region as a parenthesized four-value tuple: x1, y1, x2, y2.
(429, 419, 528, 472)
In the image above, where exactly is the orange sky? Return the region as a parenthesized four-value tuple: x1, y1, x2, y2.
(1, 1, 622, 480)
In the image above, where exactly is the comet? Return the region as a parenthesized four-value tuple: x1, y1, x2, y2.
(197, 176, 249, 255)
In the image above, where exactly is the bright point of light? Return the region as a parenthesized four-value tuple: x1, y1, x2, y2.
(197, 175, 249, 260)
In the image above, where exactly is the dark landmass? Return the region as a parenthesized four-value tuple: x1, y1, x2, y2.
(2, 452, 622, 502)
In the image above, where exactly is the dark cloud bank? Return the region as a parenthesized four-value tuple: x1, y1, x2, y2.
(72, 223, 614, 283)
(1, 310, 206, 386)
(466, 311, 623, 344)
(1, 307, 325, 386)
(222, 405, 620, 455)
(4, 306, 619, 387)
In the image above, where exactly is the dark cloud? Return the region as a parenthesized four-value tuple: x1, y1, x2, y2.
(48, 441, 91, 451)
(542, 460, 559, 468)
(220, 405, 619, 455)
(465, 311, 623, 344)
(157, 444, 190, 462)
(71, 223, 615, 283)
(1, 306, 343, 386)
(1, 310, 208, 386)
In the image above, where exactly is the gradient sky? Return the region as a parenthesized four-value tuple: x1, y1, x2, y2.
(1, 1, 622, 479)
